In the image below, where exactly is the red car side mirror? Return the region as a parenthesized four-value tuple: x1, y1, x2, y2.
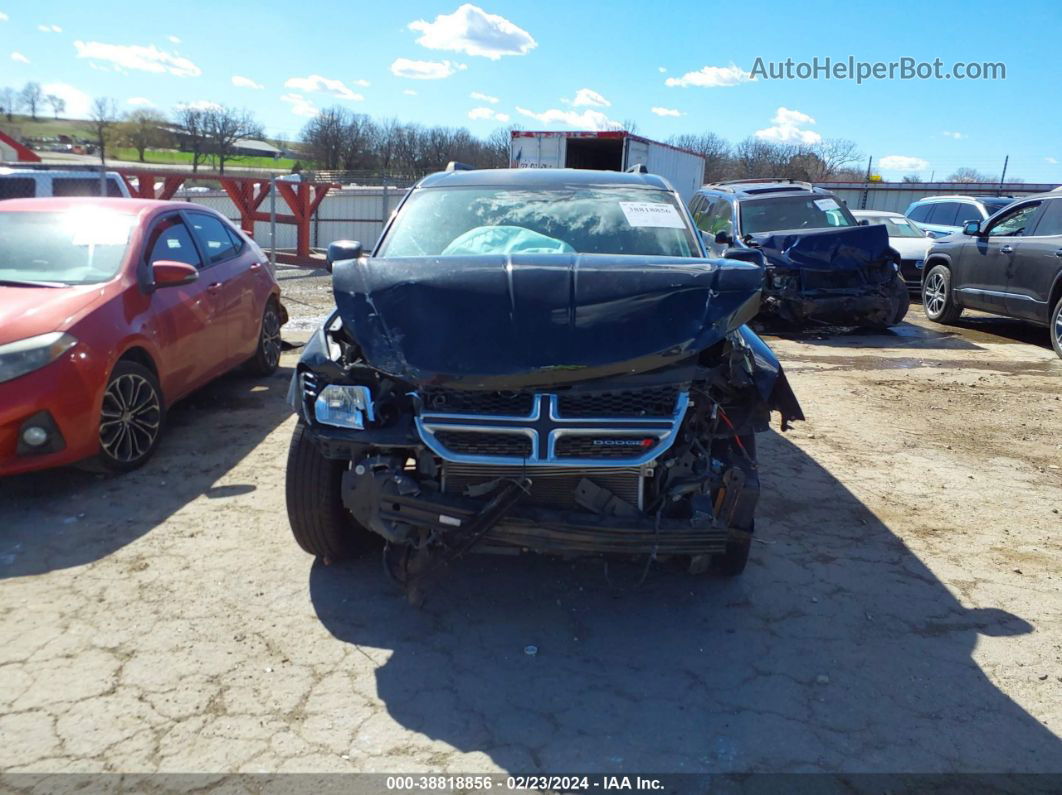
(152, 260, 199, 288)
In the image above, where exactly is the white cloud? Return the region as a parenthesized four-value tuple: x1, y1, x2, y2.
(177, 99, 221, 111)
(515, 106, 621, 132)
(468, 106, 510, 123)
(284, 74, 363, 100)
(41, 82, 91, 117)
(232, 75, 264, 90)
(127, 96, 155, 106)
(10, 51, 29, 63)
(390, 58, 466, 79)
(167, 35, 180, 44)
(650, 106, 684, 117)
(74, 40, 202, 77)
(1046, 156, 1059, 165)
(354, 79, 370, 87)
(408, 3, 535, 60)
(0, 12, 9, 22)
(941, 130, 964, 140)
(665, 63, 753, 88)
(879, 155, 930, 172)
(470, 91, 498, 103)
(37, 23, 61, 32)
(754, 106, 821, 144)
(281, 93, 317, 118)
(571, 88, 610, 108)
(658, 66, 666, 73)
(403, 89, 417, 96)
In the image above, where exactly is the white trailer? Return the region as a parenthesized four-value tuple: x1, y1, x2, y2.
(509, 130, 706, 202)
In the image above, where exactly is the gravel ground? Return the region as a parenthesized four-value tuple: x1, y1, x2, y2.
(1, 269, 1060, 775)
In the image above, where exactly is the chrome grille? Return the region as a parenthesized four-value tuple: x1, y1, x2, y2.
(416, 388, 688, 467)
(554, 434, 660, 460)
(556, 387, 679, 418)
(422, 389, 535, 416)
(433, 430, 532, 459)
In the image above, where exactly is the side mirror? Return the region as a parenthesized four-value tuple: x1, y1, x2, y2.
(858, 219, 870, 226)
(963, 220, 982, 236)
(714, 231, 733, 246)
(152, 260, 198, 288)
(327, 240, 363, 273)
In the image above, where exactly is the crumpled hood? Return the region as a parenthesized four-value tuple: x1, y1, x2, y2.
(748, 224, 895, 279)
(332, 254, 763, 389)
(0, 284, 105, 345)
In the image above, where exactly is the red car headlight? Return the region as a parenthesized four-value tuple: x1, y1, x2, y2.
(0, 332, 78, 384)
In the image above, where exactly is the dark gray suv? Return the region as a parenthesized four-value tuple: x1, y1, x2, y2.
(921, 192, 1062, 358)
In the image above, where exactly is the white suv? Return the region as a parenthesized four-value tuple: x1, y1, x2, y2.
(905, 195, 1015, 238)
(0, 168, 131, 200)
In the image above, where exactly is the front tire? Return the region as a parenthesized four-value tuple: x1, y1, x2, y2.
(922, 265, 963, 323)
(1050, 295, 1062, 360)
(285, 422, 376, 560)
(246, 299, 282, 376)
(96, 361, 164, 472)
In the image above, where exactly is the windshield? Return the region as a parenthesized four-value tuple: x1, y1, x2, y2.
(863, 215, 926, 238)
(740, 195, 857, 235)
(378, 187, 697, 258)
(981, 198, 1015, 216)
(0, 209, 136, 285)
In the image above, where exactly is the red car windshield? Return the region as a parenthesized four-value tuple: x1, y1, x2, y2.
(0, 209, 136, 285)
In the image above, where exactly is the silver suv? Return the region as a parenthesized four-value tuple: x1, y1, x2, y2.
(905, 195, 1015, 239)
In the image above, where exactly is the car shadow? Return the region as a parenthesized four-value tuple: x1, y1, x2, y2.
(946, 314, 1054, 352)
(0, 365, 295, 579)
(756, 320, 984, 352)
(309, 430, 1062, 773)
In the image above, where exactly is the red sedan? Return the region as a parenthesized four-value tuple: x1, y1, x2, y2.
(0, 198, 285, 476)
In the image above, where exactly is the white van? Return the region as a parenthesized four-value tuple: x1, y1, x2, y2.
(0, 168, 131, 200)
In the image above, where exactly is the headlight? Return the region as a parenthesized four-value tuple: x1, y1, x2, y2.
(0, 332, 78, 384)
(313, 384, 375, 430)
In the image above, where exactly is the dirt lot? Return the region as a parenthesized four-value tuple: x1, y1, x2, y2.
(1, 267, 1060, 774)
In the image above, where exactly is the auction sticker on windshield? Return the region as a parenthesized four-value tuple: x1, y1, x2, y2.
(813, 198, 840, 211)
(619, 201, 686, 229)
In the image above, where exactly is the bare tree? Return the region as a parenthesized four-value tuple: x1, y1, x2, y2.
(19, 82, 43, 121)
(203, 107, 263, 174)
(669, 132, 732, 182)
(173, 107, 209, 173)
(947, 167, 997, 183)
(0, 87, 15, 122)
(115, 109, 173, 162)
(45, 94, 66, 120)
(484, 126, 513, 167)
(88, 97, 119, 195)
(808, 138, 862, 180)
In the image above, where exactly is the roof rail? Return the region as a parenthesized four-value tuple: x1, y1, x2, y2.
(445, 161, 476, 172)
(626, 163, 649, 174)
(707, 177, 814, 190)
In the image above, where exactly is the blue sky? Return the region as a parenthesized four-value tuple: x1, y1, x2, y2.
(2, 0, 1060, 181)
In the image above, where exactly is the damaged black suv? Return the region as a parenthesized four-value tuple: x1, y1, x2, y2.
(691, 180, 910, 327)
(285, 168, 803, 598)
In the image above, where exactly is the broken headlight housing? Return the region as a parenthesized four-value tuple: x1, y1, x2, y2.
(314, 384, 375, 430)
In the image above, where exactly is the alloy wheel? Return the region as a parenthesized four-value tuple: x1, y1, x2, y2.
(924, 272, 947, 317)
(100, 373, 161, 463)
(261, 306, 282, 370)
(1055, 307, 1062, 350)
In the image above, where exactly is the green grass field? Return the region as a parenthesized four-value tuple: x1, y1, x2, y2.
(2, 114, 300, 171)
(110, 147, 298, 171)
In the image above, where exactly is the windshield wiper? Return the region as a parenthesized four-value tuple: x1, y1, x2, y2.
(0, 278, 65, 288)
